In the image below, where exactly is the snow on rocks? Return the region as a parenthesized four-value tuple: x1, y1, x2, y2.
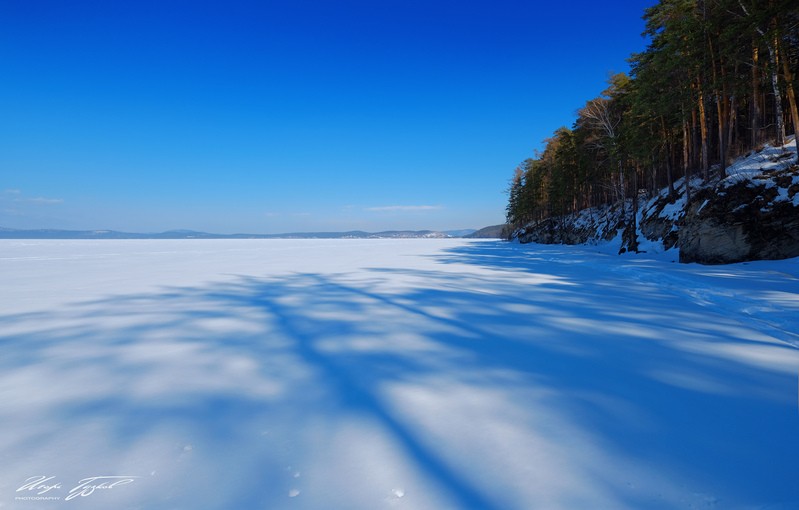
(515, 137, 799, 264)
(679, 140, 799, 264)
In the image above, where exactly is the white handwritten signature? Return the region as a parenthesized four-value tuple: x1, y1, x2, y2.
(17, 475, 138, 500)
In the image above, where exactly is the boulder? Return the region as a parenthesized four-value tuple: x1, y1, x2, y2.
(679, 167, 799, 264)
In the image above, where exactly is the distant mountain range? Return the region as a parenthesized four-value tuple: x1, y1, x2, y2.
(0, 227, 493, 240)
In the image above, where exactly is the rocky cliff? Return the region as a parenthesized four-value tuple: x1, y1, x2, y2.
(513, 140, 799, 265)
(677, 166, 799, 263)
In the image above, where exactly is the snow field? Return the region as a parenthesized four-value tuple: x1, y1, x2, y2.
(1, 239, 798, 509)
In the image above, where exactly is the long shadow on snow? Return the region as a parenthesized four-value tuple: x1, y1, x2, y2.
(1, 241, 798, 508)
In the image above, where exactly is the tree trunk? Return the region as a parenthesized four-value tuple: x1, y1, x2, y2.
(752, 41, 762, 148)
(766, 34, 785, 146)
(728, 61, 738, 158)
(716, 91, 727, 176)
(682, 116, 692, 205)
(720, 83, 729, 177)
(691, 107, 699, 168)
(662, 115, 675, 196)
(619, 166, 639, 255)
(651, 156, 657, 195)
(631, 167, 639, 252)
(682, 118, 690, 191)
(780, 39, 799, 158)
(698, 78, 710, 179)
(709, 35, 727, 178)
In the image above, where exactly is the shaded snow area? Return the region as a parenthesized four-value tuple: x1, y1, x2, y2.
(724, 136, 797, 183)
(642, 175, 706, 223)
(2, 239, 798, 509)
(723, 137, 799, 210)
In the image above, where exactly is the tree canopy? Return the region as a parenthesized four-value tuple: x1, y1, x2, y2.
(506, 0, 799, 232)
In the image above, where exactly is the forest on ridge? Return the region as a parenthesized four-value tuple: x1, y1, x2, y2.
(506, 0, 799, 234)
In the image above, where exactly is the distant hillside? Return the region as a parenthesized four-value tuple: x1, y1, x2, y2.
(443, 229, 477, 237)
(465, 224, 507, 239)
(0, 228, 457, 240)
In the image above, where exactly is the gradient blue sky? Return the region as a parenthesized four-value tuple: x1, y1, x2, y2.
(1, 0, 654, 234)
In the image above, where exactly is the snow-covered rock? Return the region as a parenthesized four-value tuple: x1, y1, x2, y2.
(679, 165, 799, 263)
(514, 203, 624, 246)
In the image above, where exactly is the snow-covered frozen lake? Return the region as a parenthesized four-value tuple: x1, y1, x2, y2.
(2, 239, 798, 509)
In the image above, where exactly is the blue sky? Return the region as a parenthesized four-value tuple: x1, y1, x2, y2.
(1, 0, 654, 234)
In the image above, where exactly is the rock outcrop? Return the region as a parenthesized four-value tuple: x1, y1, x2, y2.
(515, 204, 625, 246)
(678, 167, 799, 263)
(512, 141, 799, 265)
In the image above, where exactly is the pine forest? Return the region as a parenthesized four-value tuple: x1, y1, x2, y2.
(505, 0, 799, 236)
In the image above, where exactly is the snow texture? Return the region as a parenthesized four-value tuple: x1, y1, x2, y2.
(1, 239, 798, 509)
(724, 136, 797, 184)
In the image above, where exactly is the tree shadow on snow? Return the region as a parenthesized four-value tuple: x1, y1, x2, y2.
(1, 241, 798, 509)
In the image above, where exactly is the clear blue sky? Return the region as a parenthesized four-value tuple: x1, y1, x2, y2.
(1, 0, 654, 234)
